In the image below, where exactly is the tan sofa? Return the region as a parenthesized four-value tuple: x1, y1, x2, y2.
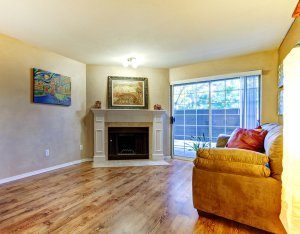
(192, 123, 285, 233)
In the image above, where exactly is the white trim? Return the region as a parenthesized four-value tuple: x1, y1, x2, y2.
(82, 158, 94, 162)
(92, 159, 169, 168)
(259, 75, 263, 124)
(170, 70, 262, 85)
(173, 156, 194, 162)
(0, 158, 93, 185)
(164, 155, 172, 160)
(152, 153, 164, 161)
(91, 109, 166, 113)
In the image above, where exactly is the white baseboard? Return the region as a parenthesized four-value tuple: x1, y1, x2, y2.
(81, 158, 93, 162)
(0, 158, 93, 185)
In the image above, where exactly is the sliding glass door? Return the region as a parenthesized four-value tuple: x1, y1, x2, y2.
(172, 75, 260, 158)
(173, 82, 209, 157)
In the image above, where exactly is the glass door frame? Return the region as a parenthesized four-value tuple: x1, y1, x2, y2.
(170, 86, 196, 161)
(170, 70, 262, 159)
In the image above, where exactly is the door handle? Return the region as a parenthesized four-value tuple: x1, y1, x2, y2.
(170, 116, 175, 124)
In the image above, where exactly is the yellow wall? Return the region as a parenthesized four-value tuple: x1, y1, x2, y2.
(278, 18, 300, 124)
(0, 34, 87, 179)
(170, 50, 279, 124)
(279, 18, 300, 64)
(85, 65, 170, 157)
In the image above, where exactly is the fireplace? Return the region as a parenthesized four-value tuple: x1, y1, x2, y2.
(108, 127, 149, 160)
(92, 109, 165, 166)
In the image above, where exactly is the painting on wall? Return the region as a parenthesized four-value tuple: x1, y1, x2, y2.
(108, 76, 148, 109)
(33, 68, 71, 106)
(278, 89, 283, 116)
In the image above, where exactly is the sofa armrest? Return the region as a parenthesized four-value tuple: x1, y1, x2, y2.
(216, 134, 231, 148)
(194, 148, 270, 178)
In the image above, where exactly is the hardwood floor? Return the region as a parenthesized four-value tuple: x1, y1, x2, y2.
(0, 160, 267, 233)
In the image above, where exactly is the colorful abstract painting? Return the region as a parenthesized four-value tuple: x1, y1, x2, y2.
(108, 76, 148, 109)
(33, 68, 71, 106)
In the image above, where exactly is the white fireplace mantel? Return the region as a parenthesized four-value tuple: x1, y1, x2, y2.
(91, 108, 167, 167)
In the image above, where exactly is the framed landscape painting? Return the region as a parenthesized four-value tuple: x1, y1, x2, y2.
(108, 76, 148, 109)
(33, 68, 71, 106)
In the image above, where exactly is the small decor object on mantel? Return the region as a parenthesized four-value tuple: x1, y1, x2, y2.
(108, 76, 148, 109)
(93, 100, 102, 109)
(154, 104, 162, 110)
(33, 68, 71, 106)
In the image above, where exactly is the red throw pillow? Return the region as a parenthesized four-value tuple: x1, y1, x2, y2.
(226, 128, 268, 152)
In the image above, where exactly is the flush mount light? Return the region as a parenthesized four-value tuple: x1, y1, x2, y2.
(123, 57, 139, 69)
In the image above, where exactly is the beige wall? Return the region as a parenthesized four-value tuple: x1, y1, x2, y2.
(2, 19, 295, 178)
(85, 65, 170, 157)
(0, 34, 86, 179)
(170, 50, 279, 124)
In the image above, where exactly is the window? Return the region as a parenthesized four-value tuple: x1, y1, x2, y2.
(172, 74, 261, 158)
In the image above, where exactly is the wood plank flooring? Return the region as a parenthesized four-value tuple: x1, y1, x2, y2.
(0, 160, 267, 233)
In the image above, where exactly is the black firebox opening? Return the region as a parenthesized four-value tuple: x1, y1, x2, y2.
(108, 127, 149, 160)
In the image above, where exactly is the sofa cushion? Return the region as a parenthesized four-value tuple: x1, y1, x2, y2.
(197, 148, 269, 165)
(195, 148, 270, 178)
(226, 128, 268, 152)
(262, 124, 283, 180)
(216, 134, 231, 147)
(197, 148, 269, 164)
(194, 158, 270, 177)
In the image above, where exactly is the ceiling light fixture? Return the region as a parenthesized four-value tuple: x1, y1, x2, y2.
(292, 2, 300, 18)
(123, 57, 139, 69)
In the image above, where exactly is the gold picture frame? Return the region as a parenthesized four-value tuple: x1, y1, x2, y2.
(107, 76, 148, 109)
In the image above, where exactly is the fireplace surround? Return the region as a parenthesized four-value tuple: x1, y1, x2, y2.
(91, 109, 166, 167)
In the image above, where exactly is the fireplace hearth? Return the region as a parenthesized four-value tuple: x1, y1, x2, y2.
(108, 127, 149, 160)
